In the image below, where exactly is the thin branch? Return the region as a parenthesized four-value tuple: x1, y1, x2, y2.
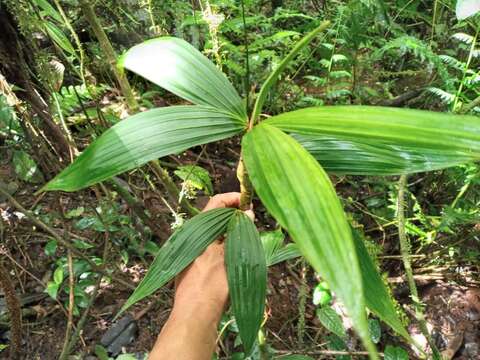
(59, 250, 75, 360)
(397, 175, 438, 356)
(0, 185, 134, 290)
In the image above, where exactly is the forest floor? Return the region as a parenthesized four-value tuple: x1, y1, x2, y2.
(1, 92, 480, 360)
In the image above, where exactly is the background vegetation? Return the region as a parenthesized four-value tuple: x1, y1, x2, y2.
(0, 0, 479, 359)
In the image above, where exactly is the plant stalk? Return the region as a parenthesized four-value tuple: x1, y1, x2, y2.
(397, 175, 439, 357)
(149, 160, 199, 216)
(78, 0, 138, 112)
(52, 0, 87, 86)
(110, 177, 164, 237)
(236, 156, 253, 211)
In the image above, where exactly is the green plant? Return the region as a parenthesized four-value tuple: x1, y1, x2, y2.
(41, 22, 480, 357)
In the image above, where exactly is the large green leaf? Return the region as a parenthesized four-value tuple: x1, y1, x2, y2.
(267, 106, 480, 175)
(352, 229, 411, 342)
(242, 124, 377, 358)
(43, 106, 244, 191)
(225, 211, 267, 354)
(120, 37, 247, 121)
(119, 208, 235, 315)
(456, 0, 480, 20)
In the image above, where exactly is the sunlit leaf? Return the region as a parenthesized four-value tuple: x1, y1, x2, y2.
(120, 37, 247, 121)
(119, 208, 235, 315)
(226, 211, 267, 354)
(456, 0, 480, 20)
(242, 124, 377, 358)
(267, 106, 480, 175)
(44, 106, 244, 191)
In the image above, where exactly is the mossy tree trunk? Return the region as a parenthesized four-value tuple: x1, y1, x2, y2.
(0, 6, 70, 171)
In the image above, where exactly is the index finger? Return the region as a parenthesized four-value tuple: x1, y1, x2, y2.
(202, 192, 241, 211)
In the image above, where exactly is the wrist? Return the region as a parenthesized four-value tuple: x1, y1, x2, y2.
(171, 298, 225, 325)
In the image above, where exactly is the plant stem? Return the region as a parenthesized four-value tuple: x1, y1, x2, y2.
(109, 177, 163, 236)
(0, 261, 21, 359)
(149, 160, 199, 216)
(78, 0, 138, 112)
(236, 156, 253, 211)
(59, 250, 75, 360)
(250, 20, 330, 124)
(52, 92, 77, 161)
(460, 93, 480, 114)
(397, 175, 438, 356)
(52, 0, 87, 86)
(59, 275, 102, 359)
(297, 260, 308, 347)
(430, 0, 439, 45)
(240, 0, 251, 112)
(257, 328, 268, 360)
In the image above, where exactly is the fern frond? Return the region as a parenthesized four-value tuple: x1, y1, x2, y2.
(376, 35, 452, 89)
(452, 32, 475, 44)
(465, 74, 480, 86)
(330, 70, 352, 79)
(427, 87, 455, 104)
(439, 55, 466, 71)
(331, 54, 349, 63)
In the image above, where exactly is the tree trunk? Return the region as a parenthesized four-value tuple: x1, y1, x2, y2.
(0, 5, 71, 166)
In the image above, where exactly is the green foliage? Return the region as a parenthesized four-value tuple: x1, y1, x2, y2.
(316, 307, 346, 339)
(368, 318, 382, 344)
(120, 37, 247, 121)
(268, 106, 480, 175)
(313, 281, 332, 307)
(383, 345, 409, 360)
(0, 95, 21, 139)
(242, 123, 376, 356)
(44, 106, 244, 191)
(12, 150, 44, 183)
(225, 211, 267, 354)
(352, 229, 410, 341)
(40, 10, 480, 358)
(175, 165, 213, 195)
(260, 229, 301, 266)
(119, 208, 235, 315)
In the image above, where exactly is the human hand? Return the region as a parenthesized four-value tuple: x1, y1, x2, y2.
(172, 192, 253, 320)
(150, 193, 254, 360)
